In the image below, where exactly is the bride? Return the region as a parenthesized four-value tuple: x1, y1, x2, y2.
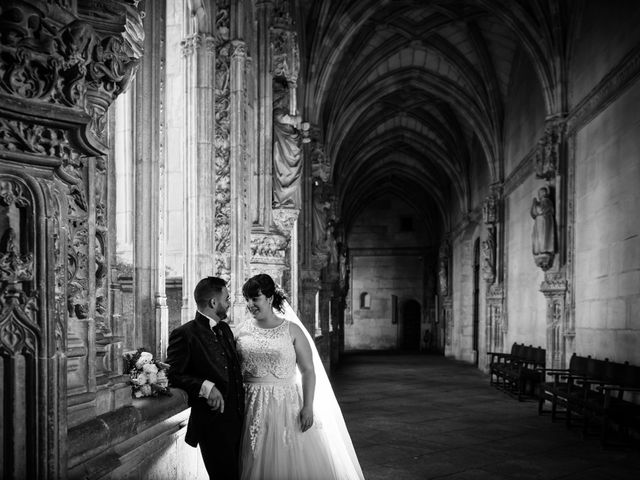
(235, 273, 364, 480)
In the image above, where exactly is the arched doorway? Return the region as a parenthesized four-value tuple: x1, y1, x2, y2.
(402, 300, 421, 351)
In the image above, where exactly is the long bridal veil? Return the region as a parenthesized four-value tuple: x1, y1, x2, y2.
(280, 300, 365, 480)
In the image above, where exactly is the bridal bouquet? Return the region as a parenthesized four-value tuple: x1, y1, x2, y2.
(124, 348, 171, 398)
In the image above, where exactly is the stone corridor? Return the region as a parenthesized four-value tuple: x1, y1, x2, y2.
(335, 354, 640, 480)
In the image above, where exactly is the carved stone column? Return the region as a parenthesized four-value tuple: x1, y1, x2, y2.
(481, 185, 501, 284)
(485, 283, 505, 361)
(299, 270, 321, 338)
(180, 16, 216, 321)
(230, 38, 252, 322)
(0, 1, 143, 477)
(134, 0, 168, 360)
(535, 118, 570, 368)
(540, 272, 569, 369)
(255, 0, 275, 227)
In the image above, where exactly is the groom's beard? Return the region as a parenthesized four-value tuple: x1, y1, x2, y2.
(216, 304, 228, 320)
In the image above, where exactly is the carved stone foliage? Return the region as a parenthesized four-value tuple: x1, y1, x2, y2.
(0, 118, 85, 182)
(0, 176, 42, 478)
(0, 0, 144, 142)
(214, 0, 232, 281)
(534, 121, 565, 180)
(94, 158, 109, 335)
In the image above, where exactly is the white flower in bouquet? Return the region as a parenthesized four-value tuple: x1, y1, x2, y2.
(140, 384, 153, 397)
(132, 372, 148, 385)
(142, 363, 158, 374)
(135, 351, 154, 369)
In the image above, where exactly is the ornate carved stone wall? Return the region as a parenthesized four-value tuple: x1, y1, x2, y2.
(0, 1, 143, 477)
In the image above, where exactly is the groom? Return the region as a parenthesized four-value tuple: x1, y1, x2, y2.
(166, 276, 244, 479)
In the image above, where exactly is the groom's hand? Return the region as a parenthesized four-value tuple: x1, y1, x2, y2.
(207, 386, 225, 413)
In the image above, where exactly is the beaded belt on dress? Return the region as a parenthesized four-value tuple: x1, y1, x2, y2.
(244, 375, 296, 385)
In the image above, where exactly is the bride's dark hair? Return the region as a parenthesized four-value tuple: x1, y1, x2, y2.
(242, 273, 287, 313)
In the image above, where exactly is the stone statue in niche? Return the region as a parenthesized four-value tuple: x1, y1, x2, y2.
(325, 219, 338, 265)
(272, 79, 302, 208)
(338, 244, 349, 290)
(311, 178, 331, 253)
(438, 257, 448, 297)
(481, 227, 496, 283)
(530, 185, 556, 270)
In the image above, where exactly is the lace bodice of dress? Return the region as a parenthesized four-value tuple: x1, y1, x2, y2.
(236, 320, 297, 379)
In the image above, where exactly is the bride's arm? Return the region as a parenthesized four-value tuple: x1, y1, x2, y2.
(291, 322, 316, 432)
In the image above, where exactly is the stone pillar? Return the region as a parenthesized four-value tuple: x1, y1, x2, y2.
(230, 38, 251, 322)
(256, 0, 274, 227)
(299, 271, 321, 338)
(535, 118, 570, 369)
(540, 273, 569, 369)
(134, 0, 168, 359)
(214, 0, 233, 284)
(0, 1, 143, 477)
(180, 25, 217, 322)
(317, 279, 333, 369)
(482, 183, 506, 365)
(485, 284, 505, 366)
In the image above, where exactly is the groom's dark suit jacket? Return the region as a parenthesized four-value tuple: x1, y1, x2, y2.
(166, 311, 244, 447)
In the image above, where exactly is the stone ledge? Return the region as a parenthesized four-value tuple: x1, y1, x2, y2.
(68, 388, 189, 471)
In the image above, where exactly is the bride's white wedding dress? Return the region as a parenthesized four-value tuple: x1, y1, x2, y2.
(235, 307, 364, 480)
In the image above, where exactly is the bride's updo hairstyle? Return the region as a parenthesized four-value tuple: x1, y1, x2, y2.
(242, 273, 287, 313)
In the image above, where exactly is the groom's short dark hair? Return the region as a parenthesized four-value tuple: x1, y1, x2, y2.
(194, 277, 227, 307)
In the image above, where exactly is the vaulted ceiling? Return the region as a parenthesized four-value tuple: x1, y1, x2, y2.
(299, 0, 567, 237)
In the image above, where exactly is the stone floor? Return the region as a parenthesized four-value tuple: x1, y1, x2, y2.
(332, 353, 640, 480)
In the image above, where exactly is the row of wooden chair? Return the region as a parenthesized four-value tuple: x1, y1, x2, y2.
(488, 343, 546, 401)
(537, 353, 640, 446)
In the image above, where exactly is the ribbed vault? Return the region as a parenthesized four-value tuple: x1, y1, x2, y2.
(299, 0, 567, 239)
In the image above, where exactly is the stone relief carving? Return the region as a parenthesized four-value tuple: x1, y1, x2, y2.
(530, 185, 556, 271)
(0, 179, 38, 366)
(486, 283, 505, 355)
(272, 208, 299, 236)
(251, 233, 288, 261)
(214, 0, 232, 281)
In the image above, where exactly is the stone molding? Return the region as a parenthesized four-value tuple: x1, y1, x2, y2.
(567, 41, 640, 134)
